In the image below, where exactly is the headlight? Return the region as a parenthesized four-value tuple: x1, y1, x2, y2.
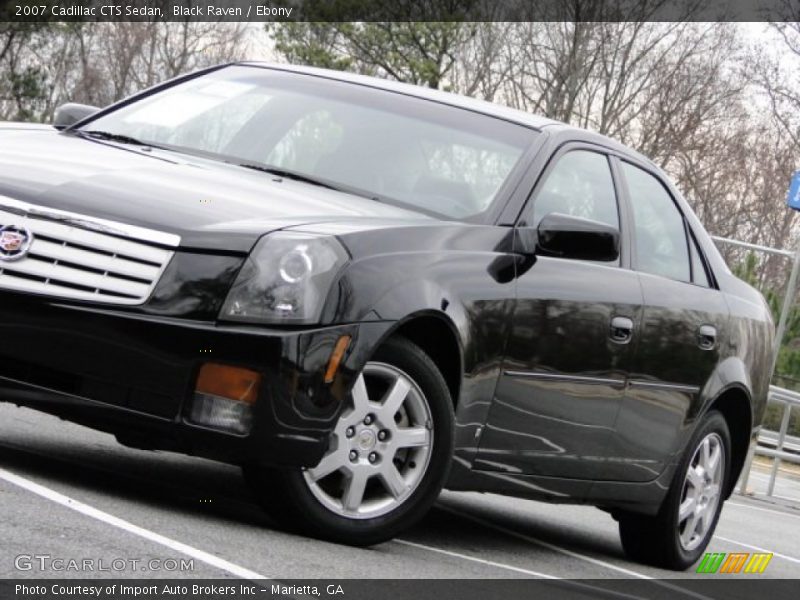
(220, 232, 348, 324)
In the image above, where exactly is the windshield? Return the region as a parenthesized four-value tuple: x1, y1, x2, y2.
(81, 66, 536, 220)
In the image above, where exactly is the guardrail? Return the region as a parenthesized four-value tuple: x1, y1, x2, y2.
(738, 385, 800, 497)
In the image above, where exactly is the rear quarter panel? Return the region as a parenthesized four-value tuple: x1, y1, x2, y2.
(719, 273, 774, 428)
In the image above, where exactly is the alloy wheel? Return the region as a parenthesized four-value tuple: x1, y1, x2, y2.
(302, 362, 434, 519)
(677, 432, 725, 551)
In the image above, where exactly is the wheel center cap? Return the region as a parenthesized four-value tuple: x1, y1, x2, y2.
(356, 429, 376, 451)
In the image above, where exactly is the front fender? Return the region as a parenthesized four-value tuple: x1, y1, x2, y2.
(327, 250, 516, 377)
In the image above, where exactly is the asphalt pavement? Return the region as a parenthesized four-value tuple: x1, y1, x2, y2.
(1, 403, 799, 586)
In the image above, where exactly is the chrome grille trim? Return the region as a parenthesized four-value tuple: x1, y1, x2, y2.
(0, 196, 180, 246)
(0, 195, 180, 305)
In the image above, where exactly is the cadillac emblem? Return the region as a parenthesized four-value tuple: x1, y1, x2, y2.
(0, 225, 34, 261)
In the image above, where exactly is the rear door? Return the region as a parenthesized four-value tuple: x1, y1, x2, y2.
(475, 145, 645, 480)
(612, 159, 729, 482)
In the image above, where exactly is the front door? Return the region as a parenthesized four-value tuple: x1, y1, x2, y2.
(475, 147, 644, 480)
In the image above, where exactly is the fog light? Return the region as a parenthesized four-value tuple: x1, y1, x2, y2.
(188, 393, 253, 434)
(188, 364, 262, 434)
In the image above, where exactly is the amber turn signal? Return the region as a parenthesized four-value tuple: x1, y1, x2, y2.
(195, 363, 261, 405)
(324, 335, 352, 384)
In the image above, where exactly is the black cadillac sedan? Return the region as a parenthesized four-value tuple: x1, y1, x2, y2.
(0, 63, 773, 570)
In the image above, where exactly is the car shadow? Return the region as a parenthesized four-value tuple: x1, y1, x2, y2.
(420, 496, 627, 562)
(0, 436, 625, 565)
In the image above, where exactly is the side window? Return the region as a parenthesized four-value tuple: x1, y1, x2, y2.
(622, 162, 690, 283)
(527, 150, 619, 229)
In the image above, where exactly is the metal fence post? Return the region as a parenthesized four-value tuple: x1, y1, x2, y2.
(767, 401, 793, 497)
(772, 245, 800, 373)
(765, 242, 800, 498)
(737, 441, 757, 495)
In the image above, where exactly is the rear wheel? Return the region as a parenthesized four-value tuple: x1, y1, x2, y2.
(618, 410, 731, 570)
(244, 336, 454, 546)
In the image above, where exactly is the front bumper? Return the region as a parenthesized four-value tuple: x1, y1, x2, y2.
(0, 291, 392, 468)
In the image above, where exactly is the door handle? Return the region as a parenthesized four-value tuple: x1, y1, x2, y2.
(610, 316, 634, 344)
(698, 325, 717, 350)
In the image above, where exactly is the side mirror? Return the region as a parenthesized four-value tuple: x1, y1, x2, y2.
(53, 103, 100, 130)
(534, 212, 620, 262)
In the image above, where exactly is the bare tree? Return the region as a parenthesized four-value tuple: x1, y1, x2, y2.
(446, 23, 513, 99)
(2, 22, 252, 120)
(759, 2, 800, 148)
(270, 20, 480, 89)
(0, 23, 51, 120)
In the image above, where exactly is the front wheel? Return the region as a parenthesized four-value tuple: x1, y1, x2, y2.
(618, 410, 731, 570)
(244, 336, 455, 546)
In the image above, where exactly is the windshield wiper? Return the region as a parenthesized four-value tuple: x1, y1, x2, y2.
(76, 130, 154, 147)
(236, 162, 389, 203)
(236, 163, 340, 190)
(235, 162, 445, 217)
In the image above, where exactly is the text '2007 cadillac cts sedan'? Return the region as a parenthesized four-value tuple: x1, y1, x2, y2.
(0, 63, 773, 570)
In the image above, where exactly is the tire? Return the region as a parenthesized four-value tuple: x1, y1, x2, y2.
(618, 410, 732, 570)
(244, 336, 455, 546)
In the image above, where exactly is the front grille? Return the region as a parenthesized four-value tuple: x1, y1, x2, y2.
(0, 198, 179, 305)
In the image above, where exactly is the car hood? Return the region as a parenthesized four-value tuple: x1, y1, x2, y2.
(0, 128, 431, 252)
